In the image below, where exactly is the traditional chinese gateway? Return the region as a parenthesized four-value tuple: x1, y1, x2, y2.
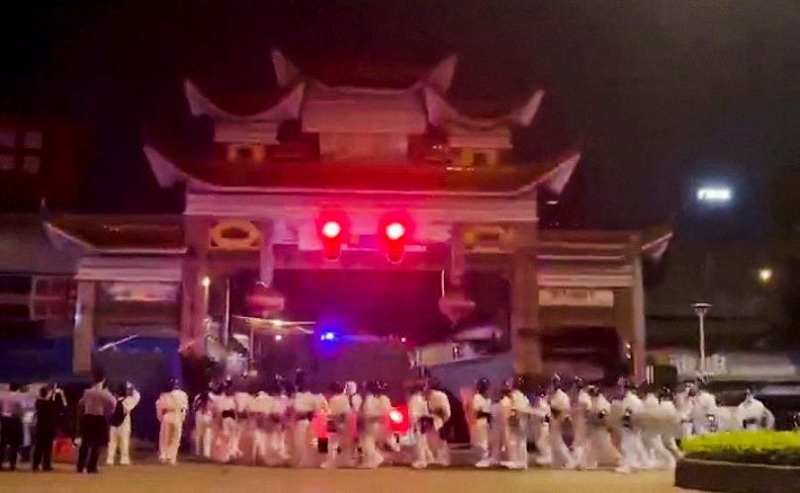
(41, 51, 671, 384)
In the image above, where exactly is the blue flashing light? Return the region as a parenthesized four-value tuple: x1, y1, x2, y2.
(320, 332, 336, 341)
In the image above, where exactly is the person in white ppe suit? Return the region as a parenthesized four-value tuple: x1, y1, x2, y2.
(570, 377, 592, 469)
(499, 378, 532, 470)
(675, 383, 696, 438)
(359, 381, 389, 468)
(192, 383, 216, 458)
(691, 382, 720, 436)
(155, 379, 189, 465)
(408, 381, 435, 469)
(657, 387, 684, 462)
(735, 388, 774, 431)
(425, 381, 452, 467)
(106, 382, 141, 466)
(209, 384, 238, 463)
(548, 375, 577, 469)
(640, 387, 676, 470)
(232, 385, 255, 463)
(250, 381, 285, 465)
(291, 370, 326, 468)
(342, 381, 362, 466)
(322, 381, 352, 469)
(613, 380, 650, 474)
(529, 388, 552, 467)
(584, 385, 620, 470)
(472, 377, 495, 468)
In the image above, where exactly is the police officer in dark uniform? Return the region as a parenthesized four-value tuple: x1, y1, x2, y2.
(76, 371, 116, 474)
(32, 384, 66, 471)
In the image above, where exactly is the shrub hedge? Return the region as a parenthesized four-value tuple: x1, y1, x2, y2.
(682, 431, 800, 466)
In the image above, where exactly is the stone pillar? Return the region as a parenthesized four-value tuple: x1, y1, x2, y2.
(630, 252, 647, 380)
(183, 216, 211, 355)
(73, 281, 96, 374)
(510, 225, 542, 377)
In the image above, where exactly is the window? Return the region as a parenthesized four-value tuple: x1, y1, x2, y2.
(0, 154, 14, 171)
(0, 130, 15, 148)
(22, 156, 40, 174)
(30, 276, 74, 321)
(0, 275, 32, 294)
(23, 131, 43, 150)
(472, 152, 488, 167)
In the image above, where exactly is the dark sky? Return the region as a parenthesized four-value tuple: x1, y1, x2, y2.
(4, 0, 800, 230)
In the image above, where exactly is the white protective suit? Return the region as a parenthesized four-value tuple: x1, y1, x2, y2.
(193, 393, 215, 458)
(426, 389, 452, 466)
(640, 393, 676, 470)
(584, 392, 620, 469)
(735, 396, 774, 431)
(500, 390, 532, 470)
(658, 397, 684, 461)
(571, 388, 592, 469)
(408, 391, 435, 469)
(529, 395, 551, 467)
(156, 388, 189, 465)
(292, 390, 325, 468)
(548, 389, 577, 469)
(233, 392, 255, 463)
(675, 389, 695, 438)
(323, 392, 353, 468)
(691, 390, 719, 436)
(471, 392, 494, 467)
(361, 393, 390, 468)
(107, 388, 141, 465)
(209, 394, 237, 463)
(614, 391, 650, 474)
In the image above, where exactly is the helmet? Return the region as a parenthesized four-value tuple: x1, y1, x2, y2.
(573, 376, 585, 389)
(476, 377, 490, 394)
(551, 373, 563, 390)
(586, 385, 600, 397)
(344, 381, 358, 396)
(365, 380, 379, 394)
(376, 380, 388, 394)
(658, 386, 674, 401)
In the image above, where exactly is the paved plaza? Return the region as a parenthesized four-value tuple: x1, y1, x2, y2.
(1, 463, 698, 493)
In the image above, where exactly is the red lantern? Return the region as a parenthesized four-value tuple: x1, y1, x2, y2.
(438, 289, 476, 325)
(247, 283, 285, 314)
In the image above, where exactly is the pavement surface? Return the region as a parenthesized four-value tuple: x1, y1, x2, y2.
(1, 463, 700, 493)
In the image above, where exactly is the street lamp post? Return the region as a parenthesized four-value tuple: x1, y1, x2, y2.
(691, 302, 712, 378)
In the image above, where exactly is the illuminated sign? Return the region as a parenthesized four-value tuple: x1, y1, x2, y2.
(538, 288, 614, 307)
(696, 187, 732, 203)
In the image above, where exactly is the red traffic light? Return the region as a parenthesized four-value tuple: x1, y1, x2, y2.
(384, 221, 406, 241)
(378, 213, 413, 264)
(316, 211, 349, 262)
(321, 220, 343, 239)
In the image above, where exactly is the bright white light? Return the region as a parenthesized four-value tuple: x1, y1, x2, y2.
(274, 334, 283, 342)
(758, 268, 773, 284)
(400, 337, 407, 343)
(201, 276, 211, 288)
(321, 221, 342, 239)
(696, 187, 732, 203)
(385, 222, 406, 241)
(389, 409, 404, 424)
(270, 319, 285, 328)
(320, 332, 336, 341)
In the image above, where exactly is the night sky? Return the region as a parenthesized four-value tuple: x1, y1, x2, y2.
(4, 1, 800, 229)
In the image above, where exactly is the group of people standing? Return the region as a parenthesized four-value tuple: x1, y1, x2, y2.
(191, 371, 441, 469)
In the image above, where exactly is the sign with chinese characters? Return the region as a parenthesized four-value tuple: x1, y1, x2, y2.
(668, 353, 728, 377)
(538, 288, 615, 308)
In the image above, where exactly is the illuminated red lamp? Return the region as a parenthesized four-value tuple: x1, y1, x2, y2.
(379, 213, 414, 264)
(316, 210, 350, 262)
(247, 283, 285, 314)
(438, 289, 476, 325)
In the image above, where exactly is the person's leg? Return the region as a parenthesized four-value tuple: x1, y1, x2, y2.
(76, 440, 89, 472)
(106, 427, 119, 465)
(32, 433, 43, 470)
(42, 434, 54, 471)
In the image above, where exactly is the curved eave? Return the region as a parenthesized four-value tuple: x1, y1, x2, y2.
(184, 79, 306, 121)
(641, 226, 674, 262)
(44, 218, 187, 256)
(424, 86, 546, 130)
(143, 141, 580, 198)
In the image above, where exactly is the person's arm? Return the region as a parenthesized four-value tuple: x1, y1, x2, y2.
(124, 390, 141, 412)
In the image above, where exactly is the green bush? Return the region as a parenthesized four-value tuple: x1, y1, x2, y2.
(682, 431, 800, 466)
